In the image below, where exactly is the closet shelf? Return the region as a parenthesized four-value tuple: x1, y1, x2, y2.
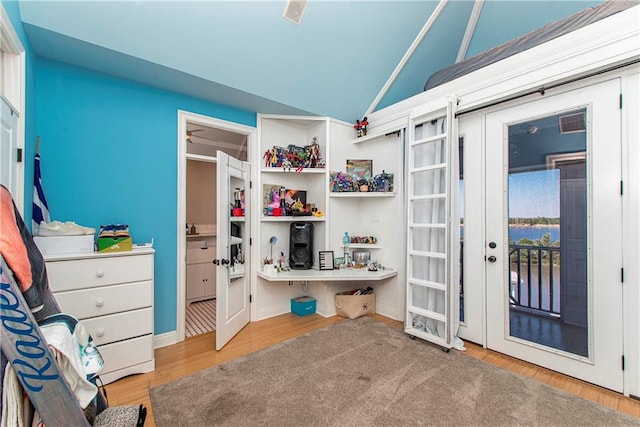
(187, 233, 215, 238)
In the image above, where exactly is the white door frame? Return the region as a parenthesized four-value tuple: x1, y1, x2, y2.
(1, 4, 26, 210)
(177, 110, 256, 342)
(456, 115, 485, 345)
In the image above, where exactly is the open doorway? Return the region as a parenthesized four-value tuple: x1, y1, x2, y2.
(178, 111, 250, 341)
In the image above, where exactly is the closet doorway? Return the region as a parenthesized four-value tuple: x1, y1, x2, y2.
(177, 111, 252, 342)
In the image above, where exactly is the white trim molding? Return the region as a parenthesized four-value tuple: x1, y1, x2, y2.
(176, 110, 256, 342)
(0, 3, 26, 211)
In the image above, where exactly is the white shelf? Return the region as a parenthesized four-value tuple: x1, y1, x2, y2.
(329, 192, 395, 198)
(341, 243, 382, 249)
(230, 216, 245, 222)
(261, 216, 326, 222)
(229, 265, 246, 279)
(261, 168, 326, 174)
(258, 267, 396, 282)
(351, 127, 403, 145)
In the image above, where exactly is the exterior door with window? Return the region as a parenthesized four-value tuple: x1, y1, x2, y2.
(485, 79, 623, 391)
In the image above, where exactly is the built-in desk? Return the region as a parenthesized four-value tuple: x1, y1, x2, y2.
(258, 267, 396, 282)
(257, 267, 397, 318)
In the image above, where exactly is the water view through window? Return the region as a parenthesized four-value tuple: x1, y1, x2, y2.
(507, 108, 588, 357)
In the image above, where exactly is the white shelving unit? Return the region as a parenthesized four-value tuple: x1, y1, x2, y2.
(328, 125, 404, 265)
(254, 114, 406, 319)
(258, 115, 330, 270)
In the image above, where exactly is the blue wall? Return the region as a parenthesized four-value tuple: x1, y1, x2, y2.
(34, 58, 256, 335)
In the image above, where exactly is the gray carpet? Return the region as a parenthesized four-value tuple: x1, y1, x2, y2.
(150, 317, 639, 426)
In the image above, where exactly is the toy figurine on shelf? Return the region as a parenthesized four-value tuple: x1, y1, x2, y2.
(353, 116, 369, 138)
(307, 137, 321, 168)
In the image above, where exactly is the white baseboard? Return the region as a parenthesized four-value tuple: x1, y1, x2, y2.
(153, 331, 177, 349)
(256, 304, 289, 321)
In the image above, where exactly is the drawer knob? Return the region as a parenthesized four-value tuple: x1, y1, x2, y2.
(96, 269, 105, 278)
(96, 328, 105, 337)
(95, 299, 104, 308)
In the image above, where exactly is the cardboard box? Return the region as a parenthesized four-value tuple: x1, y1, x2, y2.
(291, 296, 316, 316)
(98, 236, 132, 253)
(34, 235, 95, 256)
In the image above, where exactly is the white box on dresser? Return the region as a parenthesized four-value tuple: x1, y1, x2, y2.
(44, 248, 155, 384)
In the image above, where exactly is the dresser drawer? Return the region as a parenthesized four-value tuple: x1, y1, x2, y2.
(47, 254, 154, 291)
(54, 281, 152, 319)
(99, 334, 153, 376)
(81, 307, 152, 346)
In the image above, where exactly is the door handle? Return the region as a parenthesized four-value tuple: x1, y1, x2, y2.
(221, 259, 230, 265)
(488, 242, 497, 249)
(212, 259, 220, 265)
(487, 255, 497, 263)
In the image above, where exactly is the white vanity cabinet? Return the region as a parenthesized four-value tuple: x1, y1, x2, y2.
(186, 240, 216, 303)
(44, 248, 155, 384)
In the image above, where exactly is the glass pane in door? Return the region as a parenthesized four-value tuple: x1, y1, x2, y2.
(507, 108, 588, 357)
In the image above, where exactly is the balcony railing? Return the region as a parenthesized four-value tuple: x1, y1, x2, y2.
(458, 242, 561, 322)
(509, 244, 561, 317)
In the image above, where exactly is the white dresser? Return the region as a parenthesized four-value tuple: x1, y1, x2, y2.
(44, 248, 155, 384)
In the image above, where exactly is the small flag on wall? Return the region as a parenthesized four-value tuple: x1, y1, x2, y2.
(32, 147, 50, 235)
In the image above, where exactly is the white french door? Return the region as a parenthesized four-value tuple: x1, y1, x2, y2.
(216, 150, 251, 350)
(485, 79, 624, 391)
(405, 99, 460, 349)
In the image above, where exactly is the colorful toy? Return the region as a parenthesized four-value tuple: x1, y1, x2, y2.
(308, 137, 321, 168)
(353, 116, 368, 138)
(263, 138, 323, 171)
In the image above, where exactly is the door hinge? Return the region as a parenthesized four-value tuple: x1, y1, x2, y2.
(621, 268, 625, 283)
(249, 181, 253, 189)
(620, 181, 624, 195)
(249, 294, 252, 303)
(622, 355, 625, 371)
(249, 237, 252, 246)
(619, 93, 623, 109)
(16, 148, 23, 163)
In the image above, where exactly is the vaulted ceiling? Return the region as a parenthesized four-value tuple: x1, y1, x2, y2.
(19, 1, 602, 123)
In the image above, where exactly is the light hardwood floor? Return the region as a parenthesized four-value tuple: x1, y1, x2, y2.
(104, 313, 640, 426)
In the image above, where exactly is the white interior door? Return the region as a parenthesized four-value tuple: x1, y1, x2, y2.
(1, 97, 18, 196)
(216, 150, 250, 350)
(485, 79, 623, 391)
(405, 99, 460, 349)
